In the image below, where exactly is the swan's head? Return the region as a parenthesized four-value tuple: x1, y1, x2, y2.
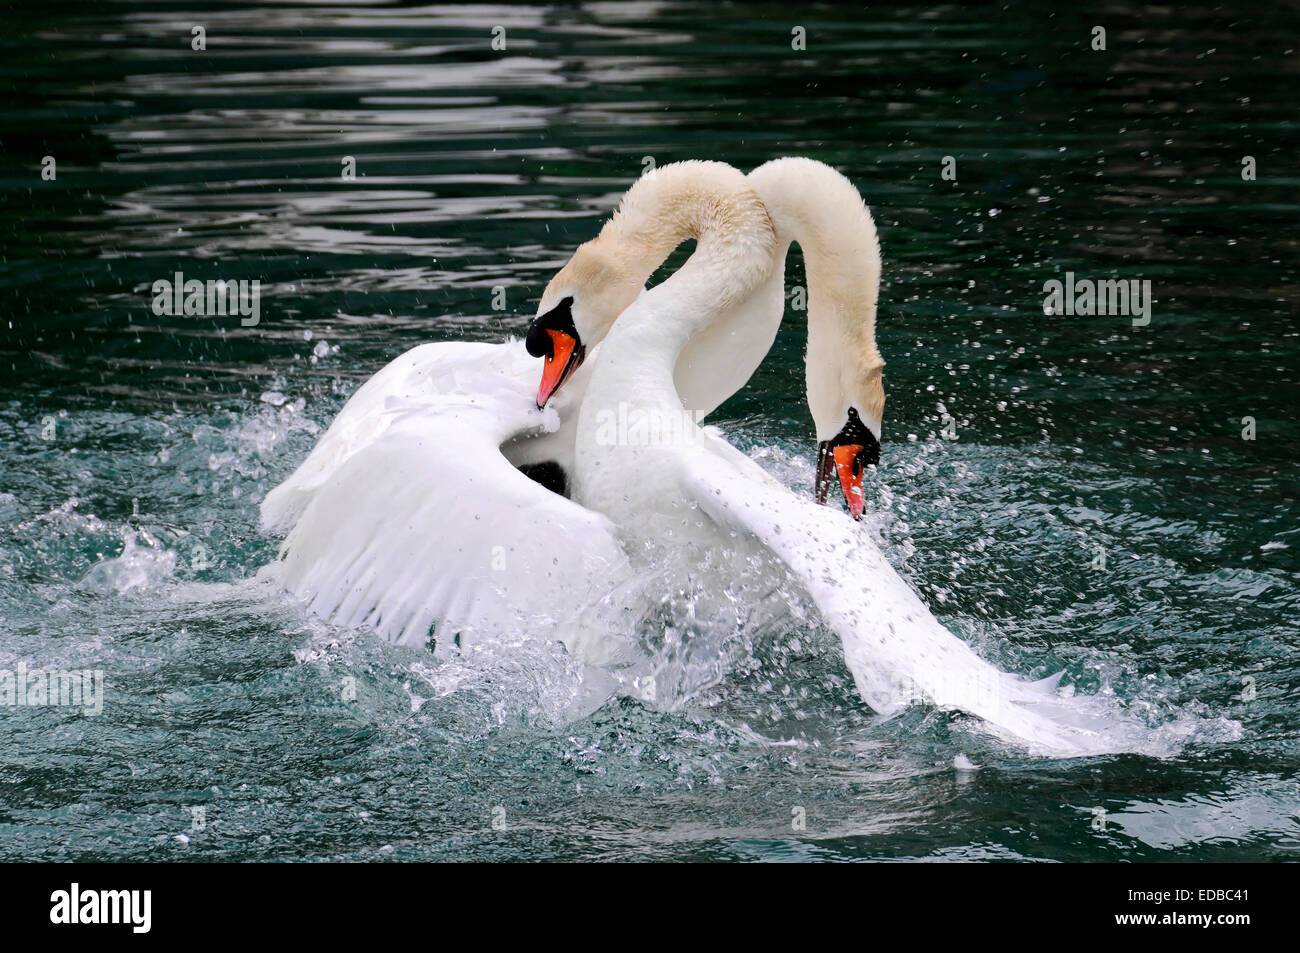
(809, 350, 885, 520)
(527, 236, 648, 407)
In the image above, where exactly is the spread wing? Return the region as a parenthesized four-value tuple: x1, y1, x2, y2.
(261, 341, 631, 653)
(681, 436, 1157, 757)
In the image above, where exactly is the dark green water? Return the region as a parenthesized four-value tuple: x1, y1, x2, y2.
(1, 1, 1297, 861)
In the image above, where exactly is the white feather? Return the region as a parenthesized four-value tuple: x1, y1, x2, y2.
(681, 435, 1156, 757)
(261, 340, 632, 657)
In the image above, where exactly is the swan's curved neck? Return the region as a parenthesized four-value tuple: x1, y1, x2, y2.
(748, 158, 885, 440)
(586, 163, 776, 380)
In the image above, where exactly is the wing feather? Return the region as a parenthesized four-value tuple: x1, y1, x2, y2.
(263, 341, 631, 652)
(682, 438, 1158, 757)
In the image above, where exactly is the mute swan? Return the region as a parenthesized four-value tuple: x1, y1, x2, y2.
(534, 161, 1157, 757)
(749, 157, 886, 518)
(259, 161, 790, 653)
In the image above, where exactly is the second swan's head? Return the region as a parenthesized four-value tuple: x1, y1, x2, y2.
(748, 156, 886, 520)
(806, 308, 886, 521)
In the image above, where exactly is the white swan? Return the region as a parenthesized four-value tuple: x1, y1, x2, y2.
(259, 161, 797, 655)
(534, 161, 1157, 758)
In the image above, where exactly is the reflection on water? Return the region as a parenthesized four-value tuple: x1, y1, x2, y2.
(1109, 775, 1300, 851)
(0, 1, 1297, 860)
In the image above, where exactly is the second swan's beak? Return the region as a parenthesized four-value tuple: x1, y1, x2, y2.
(832, 444, 867, 520)
(815, 408, 880, 520)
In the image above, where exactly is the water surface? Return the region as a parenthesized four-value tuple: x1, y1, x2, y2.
(1, 0, 1297, 861)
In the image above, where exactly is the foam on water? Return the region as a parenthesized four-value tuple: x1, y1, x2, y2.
(79, 530, 177, 595)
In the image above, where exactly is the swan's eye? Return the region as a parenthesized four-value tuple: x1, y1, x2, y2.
(814, 407, 880, 520)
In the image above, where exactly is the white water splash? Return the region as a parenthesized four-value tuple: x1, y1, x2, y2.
(79, 531, 176, 594)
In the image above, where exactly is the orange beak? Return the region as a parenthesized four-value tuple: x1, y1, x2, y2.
(815, 408, 879, 519)
(832, 444, 866, 519)
(536, 329, 582, 408)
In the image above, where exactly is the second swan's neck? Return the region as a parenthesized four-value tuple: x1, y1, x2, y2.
(748, 157, 884, 440)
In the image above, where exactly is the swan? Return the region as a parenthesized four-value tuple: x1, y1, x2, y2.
(533, 161, 1159, 758)
(258, 160, 799, 655)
